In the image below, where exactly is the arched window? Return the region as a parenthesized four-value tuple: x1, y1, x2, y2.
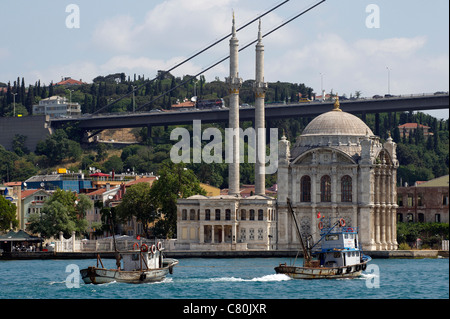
(205, 209, 210, 221)
(341, 175, 352, 202)
(320, 175, 331, 202)
(258, 209, 264, 221)
(215, 209, 221, 220)
(241, 209, 246, 220)
(225, 209, 231, 221)
(301, 175, 311, 202)
(190, 209, 196, 220)
(250, 209, 255, 220)
(182, 209, 187, 220)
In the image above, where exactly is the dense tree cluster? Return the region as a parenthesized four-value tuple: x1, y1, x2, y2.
(0, 73, 448, 189)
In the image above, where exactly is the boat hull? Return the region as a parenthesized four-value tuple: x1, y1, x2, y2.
(275, 262, 369, 279)
(80, 259, 178, 284)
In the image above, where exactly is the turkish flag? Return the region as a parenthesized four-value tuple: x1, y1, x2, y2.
(317, 212, 321, 219)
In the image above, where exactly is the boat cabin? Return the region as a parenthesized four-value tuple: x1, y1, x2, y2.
(317, 226, 362, 268)
(121, 250, 163, 271)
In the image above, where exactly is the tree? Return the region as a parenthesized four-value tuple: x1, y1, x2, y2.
(27, 189, 91, 238)
(149, 161, 206, 238)
(0, 195, 19, 231)
(103, 155, 123, 173)
(116, 182, 159, 238)
(35, 129, 82, 166)
(28, 201, 75, 238)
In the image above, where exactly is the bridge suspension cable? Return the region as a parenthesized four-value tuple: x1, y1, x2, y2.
(135, 0, 326, 112)
(91, 0, 291, 115)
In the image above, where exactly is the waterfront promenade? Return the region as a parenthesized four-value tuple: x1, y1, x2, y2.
(1, 249, 448, 260)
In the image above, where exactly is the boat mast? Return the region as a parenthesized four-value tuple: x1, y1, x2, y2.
(287, 198, 311, 265)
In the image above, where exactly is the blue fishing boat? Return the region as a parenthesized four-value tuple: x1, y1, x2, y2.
(275, 198, 371, 279)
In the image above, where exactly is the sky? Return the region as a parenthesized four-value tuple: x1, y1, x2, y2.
(0, 0, 448, 119)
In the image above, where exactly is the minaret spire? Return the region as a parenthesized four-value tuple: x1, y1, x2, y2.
(226, 13, 243, 196)
(254, 19, 268, 195)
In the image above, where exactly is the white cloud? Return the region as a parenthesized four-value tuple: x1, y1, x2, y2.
(354, 36, 427, 58)
(266, 33, 448, 98)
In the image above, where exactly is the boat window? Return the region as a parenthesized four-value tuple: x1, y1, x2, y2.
(333, 252, 341, 258)
(326, 234, 339, 241)
(132, 253, 139, 261)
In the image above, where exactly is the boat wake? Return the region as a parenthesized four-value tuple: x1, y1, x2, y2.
(209, 274, 291, 282)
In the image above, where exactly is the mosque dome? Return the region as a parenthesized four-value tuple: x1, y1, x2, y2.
(302, 98, 373, 137)
(290, 97, 377, 161)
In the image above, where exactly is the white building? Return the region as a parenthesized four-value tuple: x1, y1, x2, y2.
(176, 16, 399, 252)
(33, 96, 81, 118)
(277, 99, 399, 251)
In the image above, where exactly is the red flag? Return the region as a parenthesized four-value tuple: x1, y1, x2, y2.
(317, 212, 321, 219)
(136, 235, 141, 240)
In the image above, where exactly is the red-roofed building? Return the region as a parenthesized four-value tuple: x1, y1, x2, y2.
(398, 123, 433, 139)
(54, 77, 85, 86)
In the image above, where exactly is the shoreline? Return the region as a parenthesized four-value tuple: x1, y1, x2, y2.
(0, 249, 448, 260)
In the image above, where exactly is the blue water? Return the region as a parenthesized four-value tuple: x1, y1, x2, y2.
(0, 257, 448, 299)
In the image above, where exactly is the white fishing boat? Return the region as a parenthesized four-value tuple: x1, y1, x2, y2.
(80, 242, 178, 284)
(275, 198, 371, 279)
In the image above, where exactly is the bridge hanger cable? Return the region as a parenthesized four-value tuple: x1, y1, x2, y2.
(91, 0, 291, 115)
(135, 0, 326, 112)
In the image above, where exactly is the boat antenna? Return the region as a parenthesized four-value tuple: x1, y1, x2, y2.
(108, 209, 121, 269)
(287, 198, 311, 266)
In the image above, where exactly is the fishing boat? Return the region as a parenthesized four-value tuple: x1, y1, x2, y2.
(275, 198, 371, 279)
(80, 241, 178, 284)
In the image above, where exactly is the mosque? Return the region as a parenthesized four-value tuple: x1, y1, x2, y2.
(176, 16, 399, 251)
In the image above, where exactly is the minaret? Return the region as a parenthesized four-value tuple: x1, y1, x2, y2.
(226, 13, 243, 196)
(254, 20, 268, 195)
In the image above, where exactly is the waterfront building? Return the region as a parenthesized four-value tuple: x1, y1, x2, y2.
(177, 17, 276, 251)
(32, 95, 81, 118)
(176, 16, 399, 252)
(277, 99, 399, 251)
(0, 183, 22, 229)
(20, 189, 51, 231)
(397, 175, 449, 223)
(23, 171, 92, 193)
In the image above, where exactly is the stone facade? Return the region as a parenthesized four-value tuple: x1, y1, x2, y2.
(277, 100, 399, 251)
(177, 195, 276, 250)
(397, 175, 449, 223)
(176, 17, 399, 252)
